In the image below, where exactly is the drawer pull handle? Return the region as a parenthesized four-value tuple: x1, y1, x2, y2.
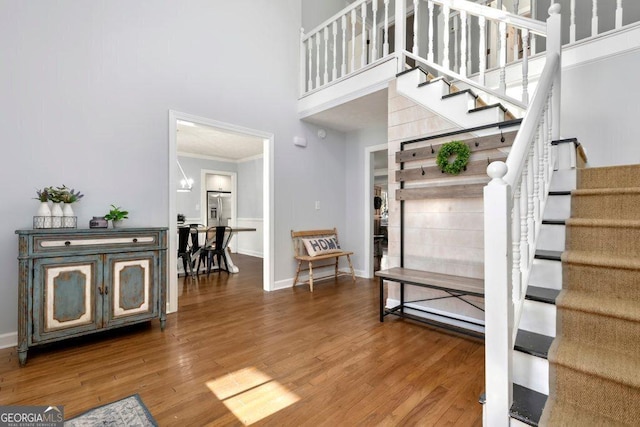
(64, 241, 71, 246)
(133, 238, 138, 243)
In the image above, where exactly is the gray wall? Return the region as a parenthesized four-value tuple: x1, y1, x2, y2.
(237, 157, 263, 219)
(0, 0, 348, 338)
(561, 48, 640, 167)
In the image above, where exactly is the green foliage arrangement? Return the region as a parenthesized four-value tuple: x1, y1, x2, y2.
(436, 141, 471, 175)
(104, 205, 129, 221)
(35, 185, 84, 203)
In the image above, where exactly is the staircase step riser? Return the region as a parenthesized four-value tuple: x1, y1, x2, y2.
(549, 169, 577, 192)
(529, 258, 562, 290)
(552, 144, 578, 171)
(509, 418, 532, 427)
(520, 299, 556, 337)
(564, 262, 640, 301)
(557, 308, 640, 358)
(572, 192, 640, 220)
(566, 224, 640, 255)
(543, 195, 571, 220)
(550, 364, 640, 425)
(537, 224, 566, 252)
(442, 92, 477, 112)
(513, 350, 549, 395)
(578, 164, 640, 189)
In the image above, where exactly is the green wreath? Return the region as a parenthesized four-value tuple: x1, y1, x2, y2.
(436, 141, 471, 175)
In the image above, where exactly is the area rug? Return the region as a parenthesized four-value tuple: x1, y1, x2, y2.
(65, 394, 157, 427)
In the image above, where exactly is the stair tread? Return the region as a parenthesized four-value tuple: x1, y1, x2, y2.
(551, 138, 578, 146)
(526, 286, 559, 304)
(515, 329, 554, 359)
(549, 338, 640, 389)
(418, 76, 450, 88)
(573, 186, 640, 195)
(548, 191, 571, 196)
(541, 219, 565, 225)
(562, 250, 640, 269)
(468, 103, 507, 113)
(442, 88, 476, 100)
(541, 397, 629, 427)
(566, 218, 640, 228)
(535, 250, 562, 261)
(510, 384, 547, 426)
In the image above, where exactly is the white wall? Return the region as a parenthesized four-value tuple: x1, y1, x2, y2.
(0, 0, 349, 340)
(236, 157, 264, 257)
(560, 49, 640, 167)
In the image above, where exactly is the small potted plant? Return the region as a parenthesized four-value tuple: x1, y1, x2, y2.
(34, 188, 52, 227)
(104, 205, 129, 228)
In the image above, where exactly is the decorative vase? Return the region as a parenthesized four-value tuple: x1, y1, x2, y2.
(112, 219, 124, 228)
(35, 202, 52, 229)
(50, 202, 63, 228)
(62, 202, 74, 217)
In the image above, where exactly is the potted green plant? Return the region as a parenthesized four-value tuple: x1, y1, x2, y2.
(104, 205, 129, 228)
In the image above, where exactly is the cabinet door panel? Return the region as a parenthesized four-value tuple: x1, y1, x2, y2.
(32, 256, 102, 343)
(105, 252, 158, 327)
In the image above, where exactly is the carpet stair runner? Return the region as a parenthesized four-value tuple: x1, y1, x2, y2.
(540, 164, 640, 426)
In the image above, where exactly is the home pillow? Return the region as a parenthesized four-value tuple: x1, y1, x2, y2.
(302, 236, 342, 257)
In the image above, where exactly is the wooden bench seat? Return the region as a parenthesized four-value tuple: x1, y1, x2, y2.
(375, 267, 485, 337)
(291, 228, 356, 292)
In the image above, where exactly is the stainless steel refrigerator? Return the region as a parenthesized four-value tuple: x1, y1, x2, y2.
(207, 191, 232, 227)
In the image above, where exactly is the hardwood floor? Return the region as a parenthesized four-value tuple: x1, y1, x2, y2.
(0, 254, 484, 426)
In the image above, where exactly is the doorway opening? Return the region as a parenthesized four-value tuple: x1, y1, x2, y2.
(364, 143, 389, 278)
(168, 110, 274, 313)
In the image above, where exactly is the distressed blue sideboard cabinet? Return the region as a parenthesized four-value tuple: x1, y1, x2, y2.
(15, 227, 168, 365)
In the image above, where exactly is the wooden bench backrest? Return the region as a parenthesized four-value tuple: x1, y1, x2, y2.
(291, 228, 340, 257)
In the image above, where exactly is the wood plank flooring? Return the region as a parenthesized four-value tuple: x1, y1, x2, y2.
(0, 254, 484, 426)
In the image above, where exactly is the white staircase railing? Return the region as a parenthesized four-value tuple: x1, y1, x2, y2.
(299, 0, 397, 96)
(483, 4, 562, 426)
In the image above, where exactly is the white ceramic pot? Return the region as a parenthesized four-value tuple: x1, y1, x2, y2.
(62, 202, 74, 217)
(35, 202, 52, 228)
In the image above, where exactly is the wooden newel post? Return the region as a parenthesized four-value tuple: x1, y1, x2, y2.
(484, 161, 514, 427)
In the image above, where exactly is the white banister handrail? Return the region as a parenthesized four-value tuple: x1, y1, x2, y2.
(431, 0, 547, 36)
(503, 53, 559, 186)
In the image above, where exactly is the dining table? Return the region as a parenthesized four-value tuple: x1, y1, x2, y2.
(188, 226, 257, 274)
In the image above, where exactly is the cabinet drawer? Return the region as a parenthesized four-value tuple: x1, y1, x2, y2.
(32, 231, 161, 255)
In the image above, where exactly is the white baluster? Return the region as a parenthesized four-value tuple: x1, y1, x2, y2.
(361, 3, 368, 68)
(460, 11, 467, 77)
(454, 14, 459, 72)
(570, 0, 576, 43)
(592, 0, 598, 37)
(522, 29, 529, 104)
(351, 9, 356, 72)
(413, 0, 419, 55)
(616, 0, 623, 29)
(527, 146, 535, 245)
(533, 130, 541, 227)
(341, 15, 347, 77)
(372, 0, 378, 61)
(514, 0, 520, 14)
(332, 22, 338, 81)
(512, 182, 522, 303)
(519, 174, 529, 275)
(466, 16, 472, 75)
(323, 27, 329, 85)
(530, 1, 537, 55)
(443, 5, 450, 70)
(301, 28, 307, 94)
(315, 33, 321, 88)
(383, 0, 390, 56)
(428, 1, 434, 63)
(479, 16, 486, 85)
(512, 28, 519, 62)
(499, 21, 507, 94)
(307, 36, 313, 90)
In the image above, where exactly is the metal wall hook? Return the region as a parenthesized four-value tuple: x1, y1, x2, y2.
(421, 165, 425, 176)
(431, 144, 435, 154)
(475, 141, 479, 147)
(500, 130, 505, 143)
(487, 157, 491, 165)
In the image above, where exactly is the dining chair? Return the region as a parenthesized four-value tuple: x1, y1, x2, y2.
(177, 226, 194, 276)
(198, 226, 233, 274)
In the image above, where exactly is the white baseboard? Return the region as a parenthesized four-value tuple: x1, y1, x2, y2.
(237, 249, 263, 258)
(274, 268, 363, 291)
(0, 332, 17, 349)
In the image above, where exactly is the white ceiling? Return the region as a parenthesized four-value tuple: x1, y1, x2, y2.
(177, 120, 263, 161)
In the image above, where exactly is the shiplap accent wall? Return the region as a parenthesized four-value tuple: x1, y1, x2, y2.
(386, 80, 485, 321)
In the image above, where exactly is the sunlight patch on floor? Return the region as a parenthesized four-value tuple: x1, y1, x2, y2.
(206, 367, 300, 425)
